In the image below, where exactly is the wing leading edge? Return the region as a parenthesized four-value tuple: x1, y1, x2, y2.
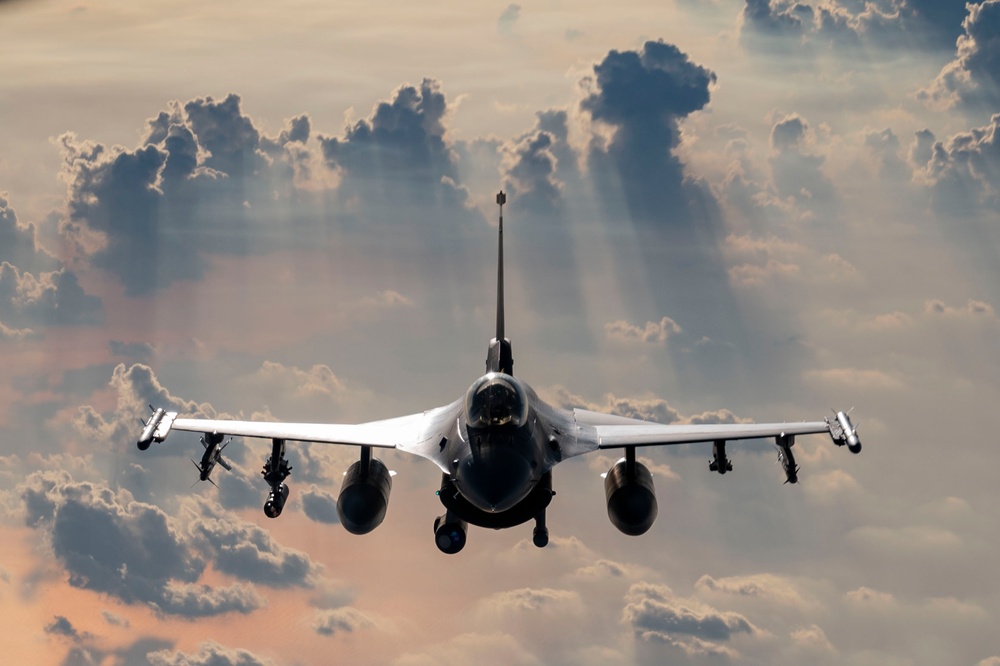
(584, 420, 833, 449)
(144, 400, 463, 472)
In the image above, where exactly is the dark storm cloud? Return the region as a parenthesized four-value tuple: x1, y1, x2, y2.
(914, 115, 1000, 214)
(17, 473, 263, 617)
(319, 79, 464, 204)
(301, 484, 340, 524)
(183, 94, 269, 179)
(186, 500, 321, 588)
(623, 582, 756, 643)
(768, 114, 836, 210)
(504, 130, 561, 214)
(0, 195, 57, 271)
(923, 1, 1000, 110)
(741, 0, 813, 38)
(45, 615, 86, 640)
(147, 641, 275, 666)
(59, 133, 199, 296)
(581, 39, 715, 225)
(216, 464, 262, 511)
(60, 95, 320, 295)
(0, 262, 102, 328)
(741, 1, 972, 53)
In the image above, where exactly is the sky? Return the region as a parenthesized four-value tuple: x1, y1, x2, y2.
(1, 0, 999, 663)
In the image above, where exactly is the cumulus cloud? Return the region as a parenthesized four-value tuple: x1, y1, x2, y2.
(503, 129, 562, 215)
(0, 195, 57, 272)
(147, 641, 275, 666)
(312, 606, 376, 636)
(17, 473, 263, 617)
(582, 40, 716, 226)
(605, 316, 681, 344)
(912, 117, 1000, 215)
(925, 298, 996, 319)
(477, 587, 582, 615)
(548, 385, 750, 428)
(319, 79, 472, 215)
(922, 1, 1000, 110)
(184, 498, 321, 588)
(59, 95, 326, 295)
(0, 261, 102, 327)
(741, 0, 972, 52)
(768, 114, 836, 214)
(695, 573, 814, 609)
(300, 484, 340, 525)
(623, 582, 758, 655)
(74, 363, 220, 460)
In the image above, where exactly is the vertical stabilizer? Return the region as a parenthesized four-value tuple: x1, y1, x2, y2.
(487, 191, 514, 375)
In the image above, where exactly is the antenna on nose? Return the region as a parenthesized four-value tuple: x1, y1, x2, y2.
(496, 190, 506, 342)
(486, 191, 514, 375)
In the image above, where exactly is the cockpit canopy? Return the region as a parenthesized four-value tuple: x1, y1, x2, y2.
(465, 373, 529, 429)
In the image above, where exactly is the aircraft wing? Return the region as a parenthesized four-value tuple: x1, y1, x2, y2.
(139, 399, 463, 472)
(583, 420, 833, 449)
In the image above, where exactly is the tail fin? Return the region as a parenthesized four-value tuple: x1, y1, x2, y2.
(486, 191, 514, 375)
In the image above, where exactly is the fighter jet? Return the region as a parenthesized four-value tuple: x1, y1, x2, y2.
(138, 191, 862, 554)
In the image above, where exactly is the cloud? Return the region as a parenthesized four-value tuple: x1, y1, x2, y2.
(0, 319, 40, 341)
(0, 262, 102, 327)
(925, 298, 996, 319)
(922, 1, 1000, 110)
(58, 96, 325, 295)
(0, 194, 57, 272)
(695, 573, 814, 609)
(360, 290, 414, 308)
(312, 606, 376, 636)
(147, 641, 275, 666)
(45, 615, 88, 640)
(74, 363, 221, 461)
(548, 385, 749, 428)
(740, 1, 972, 53)
(581, 40, 716, 226)
(623, 582, 757, 656)
(318, 79, 472, 214)
(185, 498, 321, 588)
(101, 610, 129, 628)
(913, 117, 1000, 215)
(605, 316, 681, 344)
(108, 340, 155, 361)
(741, 0, 813, 40)
(301, 484, 340, 525)
(17, 473, 263, 617)
(476, 587, 582, 615)
(498, 4, 521, 34)
(768, 114, 836, 213)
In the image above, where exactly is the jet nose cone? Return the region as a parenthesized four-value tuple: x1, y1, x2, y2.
(456, 452, 533, 513)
